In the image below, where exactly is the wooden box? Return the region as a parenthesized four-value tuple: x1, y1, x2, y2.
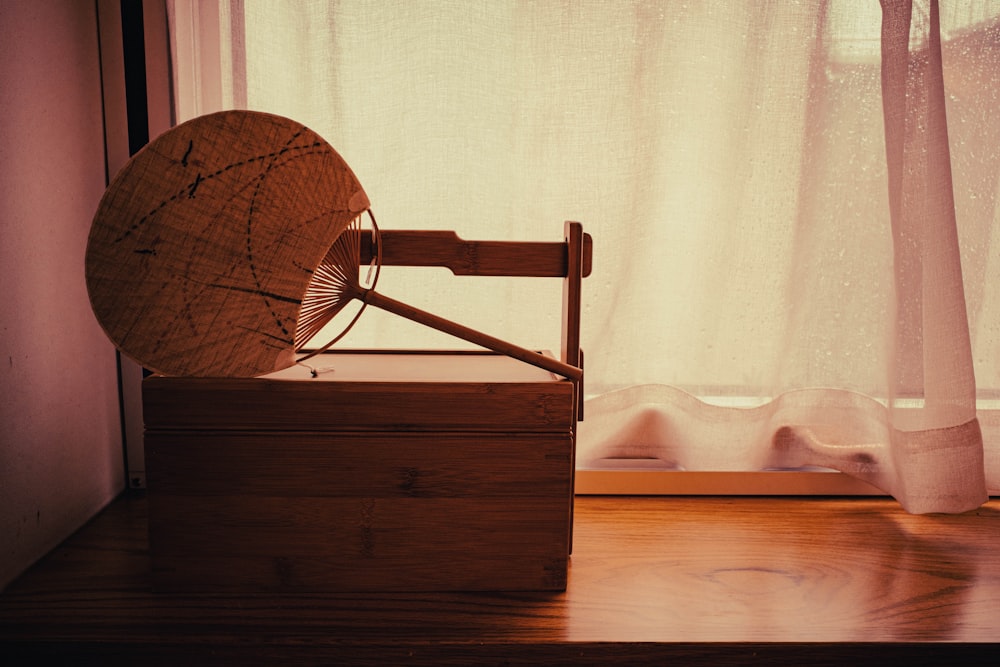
(142, 350, 576, 593)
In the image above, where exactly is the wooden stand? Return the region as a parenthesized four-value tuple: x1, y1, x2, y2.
(143, 352, 575, 592)
(141, 223, 591, 593)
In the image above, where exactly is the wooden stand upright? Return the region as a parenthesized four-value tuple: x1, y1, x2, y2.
(142, 223, 592, 593)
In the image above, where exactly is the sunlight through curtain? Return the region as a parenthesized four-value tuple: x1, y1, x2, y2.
(167, 0, 999, 512)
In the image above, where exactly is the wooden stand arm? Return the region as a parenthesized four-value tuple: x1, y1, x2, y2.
(355, 223, 592, 393)
(361, 230, 592, 278)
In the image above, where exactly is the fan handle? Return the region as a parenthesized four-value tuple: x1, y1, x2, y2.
(359, 287, 583, 381)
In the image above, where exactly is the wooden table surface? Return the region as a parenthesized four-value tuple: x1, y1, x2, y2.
(2, 493, 998, 664)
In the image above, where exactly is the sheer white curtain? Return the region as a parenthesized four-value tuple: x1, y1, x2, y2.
(167, 0, 999, 513)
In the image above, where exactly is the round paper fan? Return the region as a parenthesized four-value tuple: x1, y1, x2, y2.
(85, 110, 370, 377)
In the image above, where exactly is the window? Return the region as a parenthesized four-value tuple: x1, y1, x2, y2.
(163, 0, 999, 509)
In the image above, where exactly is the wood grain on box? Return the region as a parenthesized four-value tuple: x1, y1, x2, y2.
(142, 351, 576, 593)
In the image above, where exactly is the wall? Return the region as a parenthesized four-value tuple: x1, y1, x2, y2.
(0, 1, 125, 588)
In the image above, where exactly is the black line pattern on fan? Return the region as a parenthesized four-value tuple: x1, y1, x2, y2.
(146, 198, 342, 363)
(143, 141, 332, 358)
(114, 130, 349, 369)
(111, 139, 326, 244)
(245, 128, 306, 339)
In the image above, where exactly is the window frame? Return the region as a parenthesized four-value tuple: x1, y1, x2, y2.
(131, 1, 998, 498)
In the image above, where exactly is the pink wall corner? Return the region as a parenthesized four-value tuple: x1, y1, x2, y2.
(0, 0, 125, 589)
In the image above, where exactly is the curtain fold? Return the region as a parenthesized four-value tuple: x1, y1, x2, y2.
(582, 0, 990, 513)
(880, 0, 985, 510)
(167, 0, 998, 513)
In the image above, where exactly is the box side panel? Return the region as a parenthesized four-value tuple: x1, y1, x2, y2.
(145, 432, 572, 592)
(145, 432, 572, 497)
(142, 378, 575, 433)
(148, 496, 569, 592)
